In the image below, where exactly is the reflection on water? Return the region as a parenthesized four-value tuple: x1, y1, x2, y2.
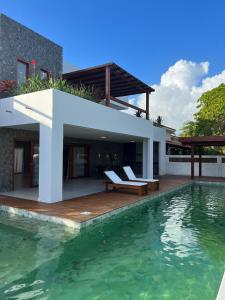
(0, 184, 225, 300)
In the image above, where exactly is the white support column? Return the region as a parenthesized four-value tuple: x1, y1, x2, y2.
(38, 123, 63, 203)
(143, 138, 153, 178)
(142, 139, 147, 177)
(159, 141, 166, 175)
(147, 138, 153, 178)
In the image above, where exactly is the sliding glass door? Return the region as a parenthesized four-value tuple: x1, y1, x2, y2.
(13, 141, 39, 190)
(64, 144, 90, 180)
(72, 145, 89, 178)
(31, 142, 39, 187)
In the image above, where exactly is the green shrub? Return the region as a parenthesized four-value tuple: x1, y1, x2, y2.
(0, 80, 16, 98)
(14, 76, 96, 101)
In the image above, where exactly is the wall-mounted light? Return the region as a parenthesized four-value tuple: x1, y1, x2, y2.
(100, 136, 107, 139)
(5, 110, 12, 113)
(130, 140, 135, 143)
(25, 106, 33, 110)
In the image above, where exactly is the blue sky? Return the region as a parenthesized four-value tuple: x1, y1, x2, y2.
(1, 0, 225, 84)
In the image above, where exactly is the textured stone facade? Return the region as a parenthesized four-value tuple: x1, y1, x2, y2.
(0, 13, 62, 82)
(0, 128, 38, 192)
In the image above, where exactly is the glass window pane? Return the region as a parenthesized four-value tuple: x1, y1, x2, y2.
(40, 70, 48, 80)
(32, 144, 39, 186)
(72, 146, 88, 177)
(14, 148, 24, 173)
(17, 61, 28, 84)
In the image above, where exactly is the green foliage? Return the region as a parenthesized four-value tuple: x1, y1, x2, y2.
(180, 121, 197, 137)
(180, 84, 225, 136)
(13, 76, 95, 101)
(0, 80, 16, 98)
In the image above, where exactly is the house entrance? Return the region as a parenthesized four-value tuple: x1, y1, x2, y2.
(13, 141, 39, 190)
(63, 144, 89, 180)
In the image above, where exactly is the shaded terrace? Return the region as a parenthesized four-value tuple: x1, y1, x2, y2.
(1, 176, 224, 228)
(0, 176, 192, 226)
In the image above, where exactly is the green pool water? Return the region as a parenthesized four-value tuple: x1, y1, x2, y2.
(0, 183, 225, 300)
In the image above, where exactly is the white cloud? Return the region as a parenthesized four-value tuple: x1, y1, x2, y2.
(132, 60, 225, 133)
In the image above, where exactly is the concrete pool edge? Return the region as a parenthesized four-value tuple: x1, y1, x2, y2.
(0, 205, 82, 229)
(194, 180, 225, 187)
(216, 271, 225, 300)
(80, 182, 194, 228)
(0, 182, 191, 230)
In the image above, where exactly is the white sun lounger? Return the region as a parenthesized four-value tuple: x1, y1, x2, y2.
(123, 166, 159, 190)
(104, 171, 148, 195)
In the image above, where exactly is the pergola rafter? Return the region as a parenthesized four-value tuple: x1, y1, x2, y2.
(179, 136, 225, 178)
(63, 62, 154, 120)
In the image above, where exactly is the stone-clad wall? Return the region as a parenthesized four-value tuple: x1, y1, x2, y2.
(0, 13, 62, 81)
(0, 128, 38, 192)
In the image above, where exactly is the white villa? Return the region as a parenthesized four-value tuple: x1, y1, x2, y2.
(0, 14, 167, 204)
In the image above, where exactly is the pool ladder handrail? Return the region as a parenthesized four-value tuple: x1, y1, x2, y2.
(216, 272, 225, 300)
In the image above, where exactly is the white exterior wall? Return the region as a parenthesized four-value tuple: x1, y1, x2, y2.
(53, 90, 153, 137)
(142, 139, 153, 178)
(166, 131, 172, 141)
(153, 126, 167, 176)
(166, 155, 225, 177)
(0, 89, 167, 202)
(0, 90, 53, 127)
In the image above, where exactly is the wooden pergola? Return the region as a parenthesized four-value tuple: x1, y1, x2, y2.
(63, 62, 154, 120)
(179, 136, 225, 178)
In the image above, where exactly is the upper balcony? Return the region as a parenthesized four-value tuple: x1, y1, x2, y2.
(0, 62, 156, 137)
(63, 62, 154, 119)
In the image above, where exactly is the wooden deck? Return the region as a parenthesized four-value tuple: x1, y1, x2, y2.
(0, 176, 224, 228)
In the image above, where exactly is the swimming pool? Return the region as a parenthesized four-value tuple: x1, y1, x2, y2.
(0, 183, 224, 299)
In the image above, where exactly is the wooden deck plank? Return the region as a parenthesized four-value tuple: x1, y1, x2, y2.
(0, 176, 223, 225)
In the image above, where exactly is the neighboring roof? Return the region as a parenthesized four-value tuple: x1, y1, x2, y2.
(63, 62, 154, 98)
(166, 140, 191, 149)
(179, 136, 225, 146)
(155, 124, 176, 133)
(164, 126, 176, 133)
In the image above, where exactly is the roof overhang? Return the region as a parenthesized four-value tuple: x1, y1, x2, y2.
(167, 140, 191, 149)
(63, 62, 154, 98)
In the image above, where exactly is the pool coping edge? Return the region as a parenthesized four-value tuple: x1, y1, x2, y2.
(1, 180, 224, 230)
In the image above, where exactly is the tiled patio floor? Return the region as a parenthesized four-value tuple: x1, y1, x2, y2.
(1, 178, 104, 201)
(0, 176, 224, 228)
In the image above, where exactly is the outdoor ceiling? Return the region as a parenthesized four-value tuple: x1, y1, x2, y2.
(63, 124, 143, 143)
(8, 124, 143, 143)
(63, 62, 154, 98)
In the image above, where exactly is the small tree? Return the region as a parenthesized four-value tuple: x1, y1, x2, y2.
(180, 84, 225, 154)
(156, 115, 162, 126)
(180, 84, 225, 136)
(135, 110, 143, 118)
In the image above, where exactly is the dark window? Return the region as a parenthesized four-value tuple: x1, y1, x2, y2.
(17, 60, 29, 84)
(40, 69, 49, 80)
